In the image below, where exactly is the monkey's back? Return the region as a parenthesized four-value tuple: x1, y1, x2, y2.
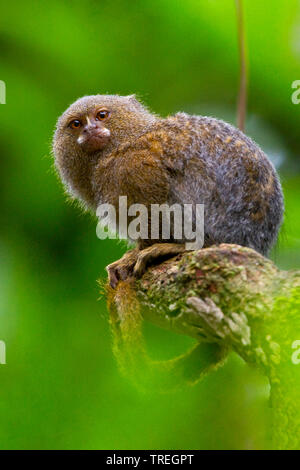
(161, 113, 284, 255)
(93, 111, 283, 255)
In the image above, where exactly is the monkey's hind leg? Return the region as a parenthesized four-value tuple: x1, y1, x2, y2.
(133, 243, 186, 278)
(106, 243, 186, 288)
(106, 248, 140, 289)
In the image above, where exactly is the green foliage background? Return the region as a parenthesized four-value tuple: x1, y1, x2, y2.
(0, 0, 299, 449)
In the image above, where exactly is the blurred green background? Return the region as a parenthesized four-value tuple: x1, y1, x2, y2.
(0, 0, 299, 450)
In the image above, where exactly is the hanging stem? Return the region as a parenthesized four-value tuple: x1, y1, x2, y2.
(236, 0, 248, 131)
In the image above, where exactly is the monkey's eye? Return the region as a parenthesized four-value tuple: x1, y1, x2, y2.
(69, 119, 82, 129)
(96, 110, 110, 121)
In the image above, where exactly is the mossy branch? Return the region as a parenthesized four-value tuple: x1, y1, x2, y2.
(105, 244, 300, 449)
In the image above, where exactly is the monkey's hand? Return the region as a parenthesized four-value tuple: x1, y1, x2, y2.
(133, 243, 186, 278)
(106, 243, 186, 288)
(106, 248, 140, 289)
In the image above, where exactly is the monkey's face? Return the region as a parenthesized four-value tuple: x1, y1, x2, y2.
(54, 94, 151, 155)
(53, 94, 154, 208)
(63, 107, 111, 153)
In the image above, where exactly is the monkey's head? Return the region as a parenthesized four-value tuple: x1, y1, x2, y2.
(53, 94, 155, 208)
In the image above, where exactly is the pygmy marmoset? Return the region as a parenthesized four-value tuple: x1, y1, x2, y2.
(53, 94, 284, 288)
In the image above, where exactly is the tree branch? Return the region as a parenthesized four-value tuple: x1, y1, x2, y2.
(105, 244, 300, 449)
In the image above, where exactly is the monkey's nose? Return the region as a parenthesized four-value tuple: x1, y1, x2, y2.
(78, 127, 111, 152)
(83, 124, 97, 133)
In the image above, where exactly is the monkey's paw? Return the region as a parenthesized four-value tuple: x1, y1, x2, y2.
(106, 243, 186, 288)
(133, 243, 186, 278)
(106, 248, 139, 289)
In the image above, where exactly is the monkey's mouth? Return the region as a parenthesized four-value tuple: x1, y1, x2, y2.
(78, 129, 111, 153)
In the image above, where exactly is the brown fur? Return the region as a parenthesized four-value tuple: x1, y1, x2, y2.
(52, 94, 284, 287)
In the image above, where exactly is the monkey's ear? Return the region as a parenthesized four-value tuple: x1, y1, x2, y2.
(127, 94, 138, 103)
